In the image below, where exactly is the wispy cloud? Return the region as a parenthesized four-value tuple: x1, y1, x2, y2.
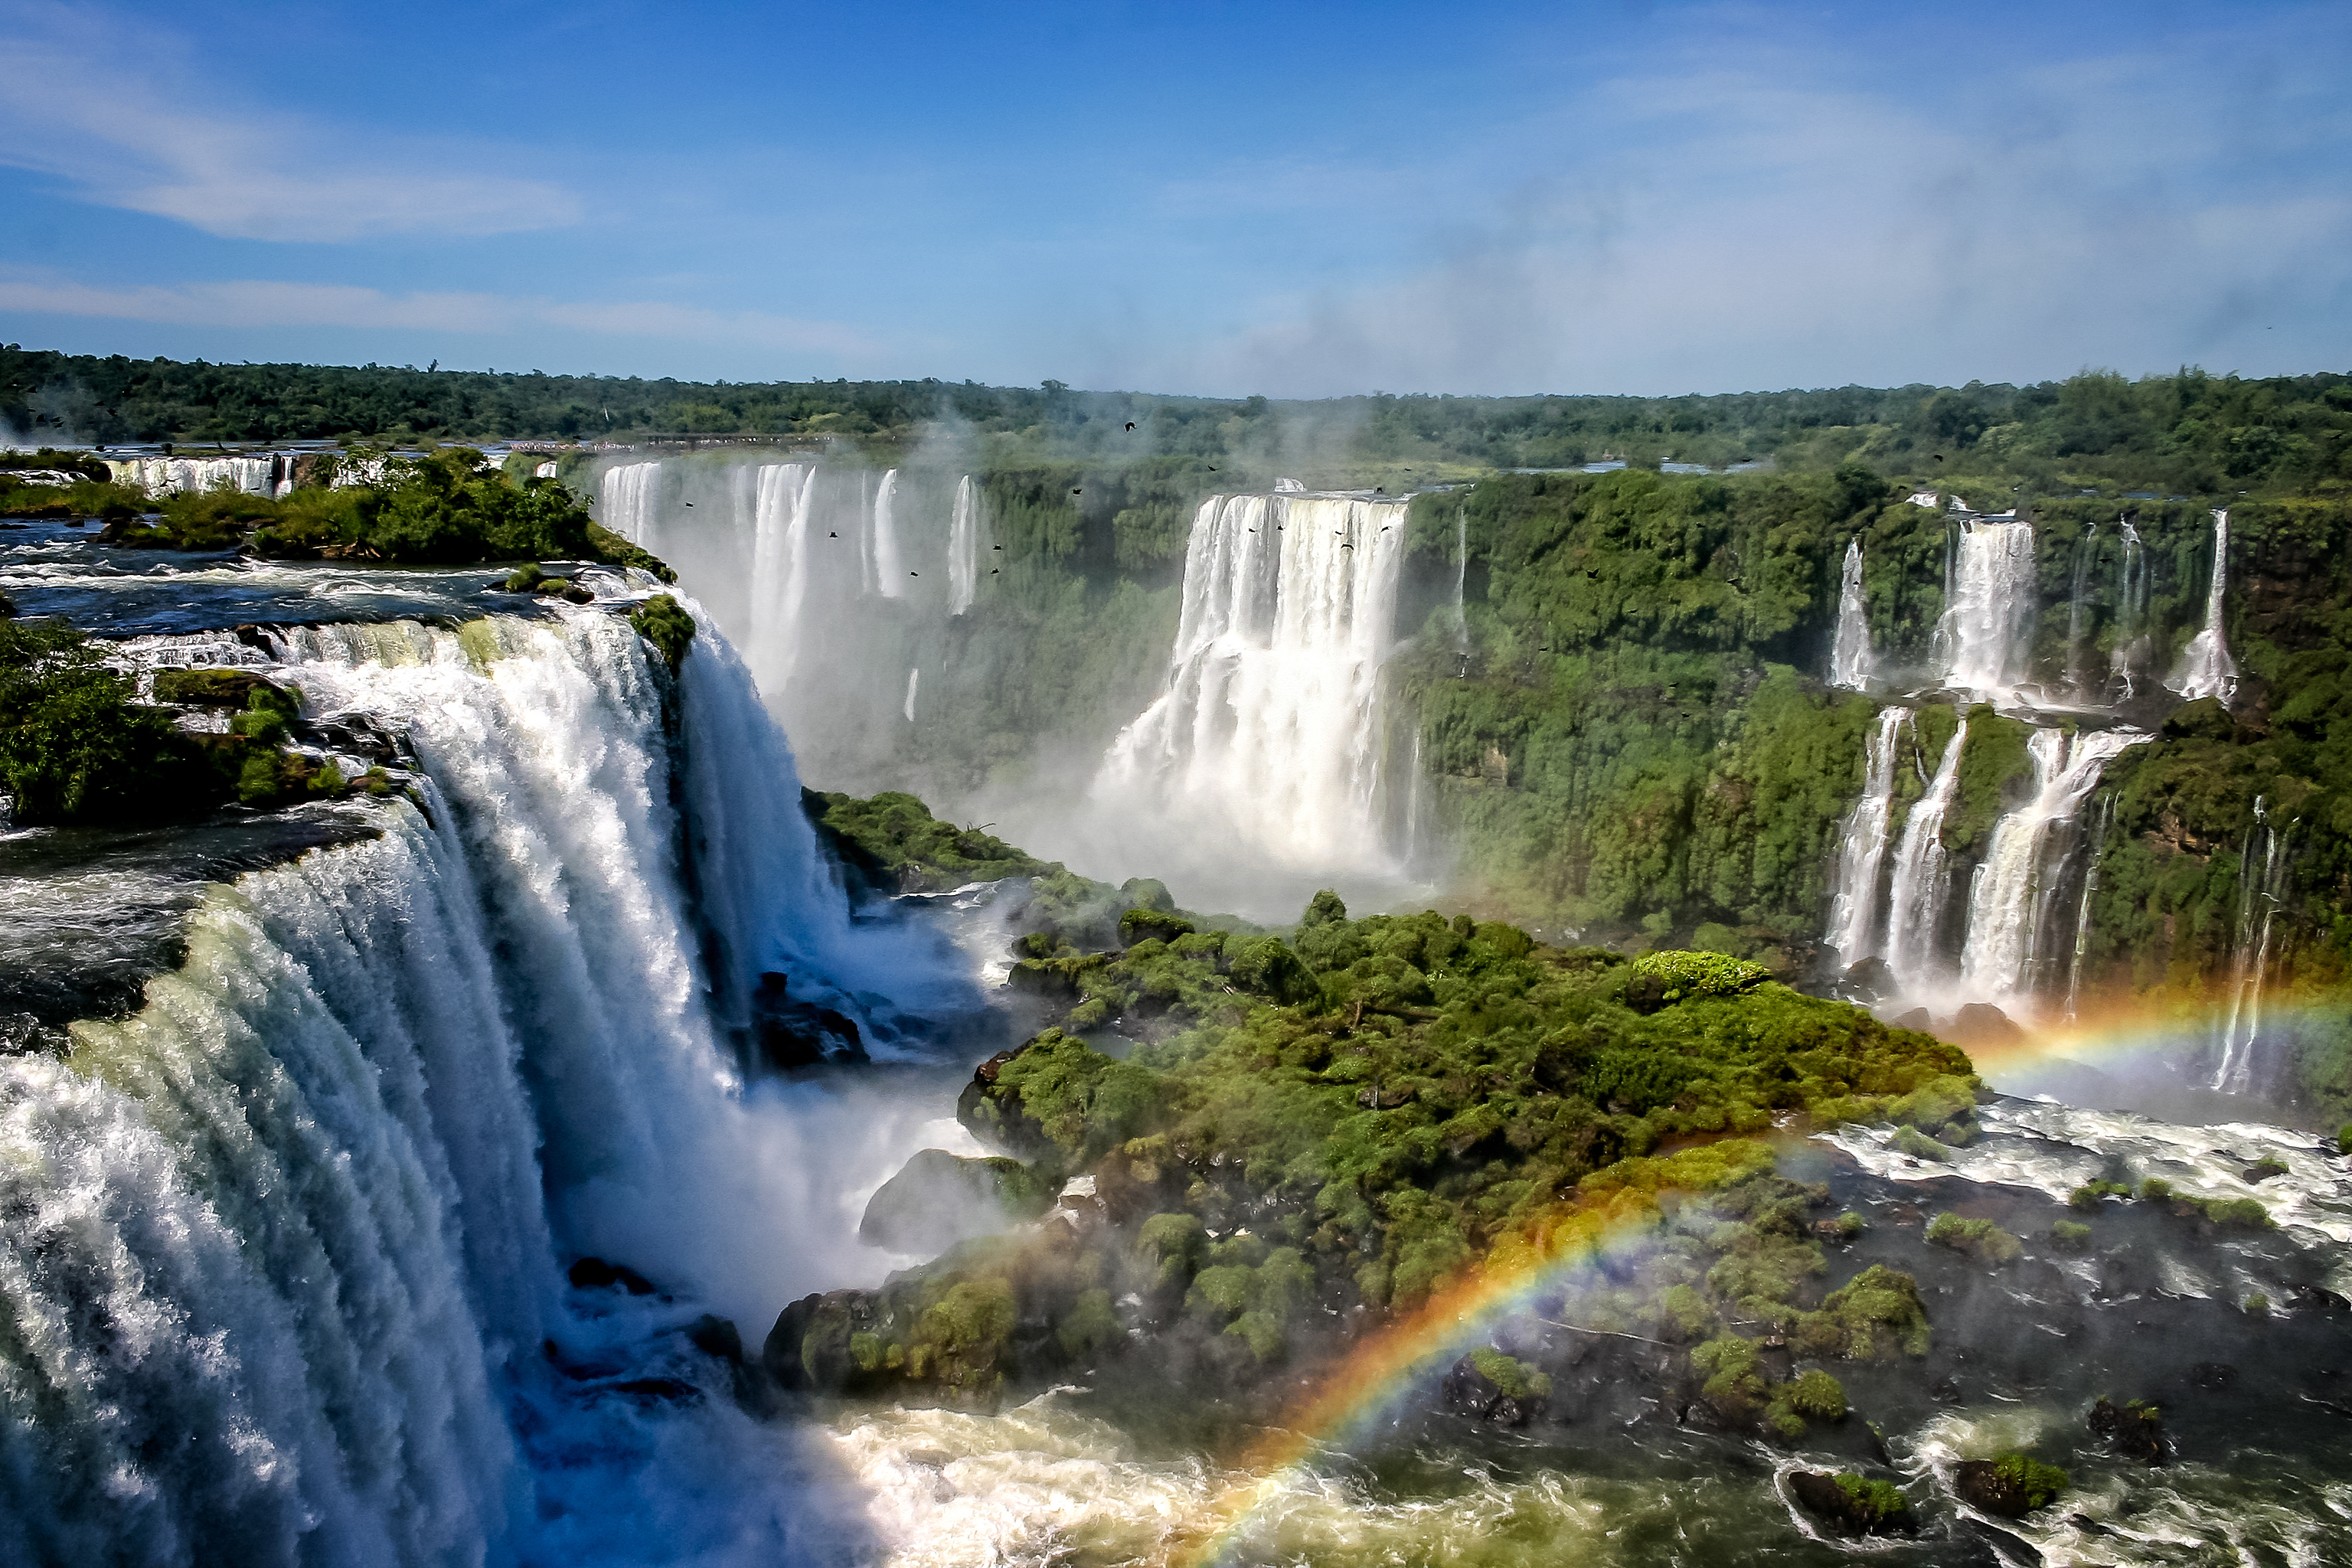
(0, 1, 579, 241)
(1102, 10, 2352, 396)
(0, 276, 890, 361)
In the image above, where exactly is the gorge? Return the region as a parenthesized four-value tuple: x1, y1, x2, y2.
(2, 374, 2350, 1566)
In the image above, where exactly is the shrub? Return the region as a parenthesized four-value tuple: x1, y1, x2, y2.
(1990, 1452, 2067, 1510)
(0, 619, 226, 824)
(2070, 1180, 2130, 1209)
(2202, 1197, 2272, 1229)
(628, 593, 696, 670)
(1628, 949, 1769, 1003)
(1785, 1369, 1847, 1419)
(1468, 1347, 1552, 1401)
(1834, 1474, 1909, 1527)
(2139, 1177, 2173, 1201)
(1892, 1125, 1951, 1161)
(1832, 1211, 1865, 1240)
(1926, 1213, 2022, 1266)
(2050, 1219, 2092, 1251)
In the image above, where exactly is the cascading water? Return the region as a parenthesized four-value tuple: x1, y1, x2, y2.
(2170, 507, 2238, 704)
(2109, 518, 2151, 700)
(2063, 791, 2113, 1020)
(2063, 519, 2098, 697)
(1955, 727, 2138, 1011)
(745, 462, 817, 694)
(0, 598, 984, 1563)
(1932, 518, 2037, 699)
(598, 459, 665, 551)
(110, 454, 289, 498)
(1094, 490, 1409, 876)
(1827, 538, 1874, 690)
(948, 475, 982, 616)
(2212, 798, 2294, 1093)
(1823, 707, 1903, 964)
(871, 469, 906, 599)
(1881, 724, 1968, 991)
(1449, 508, 1469, 654)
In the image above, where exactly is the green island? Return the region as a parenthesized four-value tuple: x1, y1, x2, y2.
(776, 794, 1977, 1452)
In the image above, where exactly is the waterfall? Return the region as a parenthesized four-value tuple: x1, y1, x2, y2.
(948, 475, 982, 616)
(110, 454, 281, 498)
(903, 667, 920, 723)
(2064, 520, 2099, 696)
(1882, 724, 1968, 991)
(1449, 508, 1469, 652)
(2109, 519, 2151, 700)
(2213, 800, 2293, 1093)
(1828, 538, 1874, 690)
(745, 462, 816, 694)
(1824, 708, 1904, 963)
(2169, 508, 2238, 704)
(597, 460, 664, 549)
(0, 605, 975, 1560)
(2063, 792, 2114, 1019)
(1955, 727, 2138, 1009)
(1093, 491, 1410, 874)
(1934, 518, 2037, 698)
(873, 469, 907, 599)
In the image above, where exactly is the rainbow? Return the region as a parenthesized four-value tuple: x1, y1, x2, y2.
(1164, 1138, 1775, 1568)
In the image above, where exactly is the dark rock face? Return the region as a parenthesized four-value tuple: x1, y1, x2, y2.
(1838, 956, 1897, 1004)
(858, 1148, 1047, 1255)
(2089, 1396, 2168, 1464)
(750, 970, 866, 1070)
(2190, 1361, 2238, 1391)
(1954, 1461, 2035, 1518)
(1442, 1354, 1544, 1426)
(569, 1256, 658, 1295)
(1787, 1471, 1910, 1536)
(1947, 1003, 2025, 1048)
(763, 1289, 879, 1393)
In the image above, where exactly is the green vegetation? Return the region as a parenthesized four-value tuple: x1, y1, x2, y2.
(2050, 1219, 2092, 1251)
(0, 619, 374, 825)
(627, 594, 696, 671)
(2071, 1180, 2132, 1208)
(1834, 1474, 1911, 1528)
(1990, 1452, 2068, 1511)
(1925, 1213, 2023, 1266)
(784, 854, 1959, 1414)
(1466, 1347, 1552, 1401)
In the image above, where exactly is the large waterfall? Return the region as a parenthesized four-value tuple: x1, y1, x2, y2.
(1880, 724, 1968, 991)
(1826, 537, 1874, 690)
(2212, 798, 2293, 1093)
(1932, 517, 2036, 701)
(0, 601, 981, 1563)
(1093, 490, 1410, 878)
(1822, 707, 1903, 962)
(109, 453, 299, 499)
(1955, 727, 2138, 1005)
(2170, 508, 2238, 704)
(590, 456, 985, 795)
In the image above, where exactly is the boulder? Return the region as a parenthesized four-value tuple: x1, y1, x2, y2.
(152, 667, 292, 710)
(762, 1289, 879, 1393)
(1442, 1349, 1550, 1426)
(1787, 1471, 1912, 1536)
(1954, 1458, 2063, 1518)
(568, 1256, 658, 1295)
(1945, 1003, 2026, 1048)
(1891, 1007, 1934, 1034)
(858, 1148, 1049, 1255)
(2089, 1396, 2167, 1465)
(1838, 956, 1897, 1004)
(749, 971, 866, 1069)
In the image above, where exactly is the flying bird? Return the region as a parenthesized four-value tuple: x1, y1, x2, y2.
(1072, 488, 1082, 495)
(684, 501, 694, 507)
(993, 544, 1003, 549)
(829, 531, 838, 537)
(1125, 422, 1135, 431)
(910, 571, 918, 577)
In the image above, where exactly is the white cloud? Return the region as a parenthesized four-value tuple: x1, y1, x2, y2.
(0, 2, 580, 241)
(1097, 15, 2352, 397)
(0, 276, 887, 361)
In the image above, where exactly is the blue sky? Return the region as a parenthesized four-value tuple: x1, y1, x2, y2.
(1, 0, 2347, 397)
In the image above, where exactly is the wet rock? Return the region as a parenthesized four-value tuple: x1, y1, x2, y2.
(1838, 956, 1897, 1004)
(858, 1148, 1050, 1255)
(687, 1314, 743, 1364)
(750, 970, 866, 1069)
(1954, 1458, 2063, 1518)
(1787, 1471, 1912, 1536)
(569, 1256, 658, 1295)
(608, 1377, 701, 1404)
(763, 1289, 879, 1393)
(2286, 1284, 2350, 1312)
(2190, 1361, 2236, 1391)
(1931, 1376, 1964, 1403)
(1946, 1003, 2025, 1048)
(1442, 1350, 1550, 1426)
(152, 667, 293, 709)
(2241, 1158, 2288, 1183)
(1355, 1083, 1414, 1109)
(2089, 1396, 2168, 1464)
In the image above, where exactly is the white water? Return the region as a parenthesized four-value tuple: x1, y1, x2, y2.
(746, 463, 818, 696)
(2170, 508, 2238, 704)
(1827, 538, 1874, 690)
(947, 475, 981, 616)
(2108, 518, 2151, 700)
(871, 469, 906, 599)
(109, 453, 294, 499)
(2213, 799, 2293, 1093)
(1881, 724, 1968, 991)
(1933, 518, 2037, 699)
(599, 459, 665, 552)
(1823, 707, 1903, 964)
(1093, 491, 1410, 877)
(0, 602, 986, 1562)
(1955, 727, 2138, 1013)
